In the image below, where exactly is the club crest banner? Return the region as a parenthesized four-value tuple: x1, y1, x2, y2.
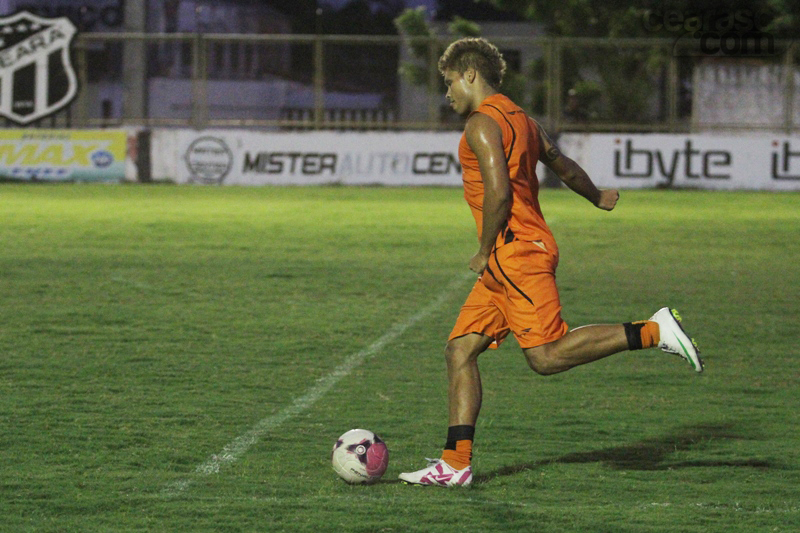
(0, 10, 78, 124)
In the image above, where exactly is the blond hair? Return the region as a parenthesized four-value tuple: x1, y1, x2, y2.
(438, 37, 507, 89)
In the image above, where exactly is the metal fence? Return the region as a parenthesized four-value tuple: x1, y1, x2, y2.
(20, 33, 800, 133)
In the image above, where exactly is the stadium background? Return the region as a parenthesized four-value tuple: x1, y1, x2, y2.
(1, 2, 798, 532)
(1, 0, 798, 189)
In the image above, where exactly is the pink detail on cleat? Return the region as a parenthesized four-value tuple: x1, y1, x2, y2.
(399, 458, 472, 487)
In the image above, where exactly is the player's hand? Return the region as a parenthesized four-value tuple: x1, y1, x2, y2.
(469, 251, 490, 274)
(596, 189, 619, 211)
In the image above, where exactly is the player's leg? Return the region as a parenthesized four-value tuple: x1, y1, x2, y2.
(497, 241, 702, 375)
(399, 274, 507, 488)
(441, 333, 495, 469)
(398, 334, 493, 487)
(445, 332, 495, 427)
(523, 324, 630, 375)
(523, 309, 702, 375)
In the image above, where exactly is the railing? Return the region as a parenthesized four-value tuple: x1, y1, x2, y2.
(10, 33, 800, 133)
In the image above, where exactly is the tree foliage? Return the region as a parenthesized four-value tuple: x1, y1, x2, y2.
(394, 8, 487, 90)
(478, 0, 799, 124)
(394, 7, 528, 109)
(394, 0, 799, 127)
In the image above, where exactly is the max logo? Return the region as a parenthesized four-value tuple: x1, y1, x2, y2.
(771, 141, 800, 180)
(0, 11, 78, 124)
(613, 139, 731, 183)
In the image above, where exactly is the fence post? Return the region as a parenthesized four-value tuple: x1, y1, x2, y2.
(546, 38, 562, 132)
(75, 41, 89, 127)
(191, 34, 207, 129)
(544, 37, 556, 133)
(427, 35, 439, 129)
(122, 0, 147, 125)
(314, 35, 325, 129)
(784, 42, 795, 134)
(667, 52, 678, 132)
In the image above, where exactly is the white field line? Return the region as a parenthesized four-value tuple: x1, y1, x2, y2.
(163, 272, 472, 496)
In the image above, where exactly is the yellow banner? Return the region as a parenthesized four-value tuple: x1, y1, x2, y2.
(0, 129, 126, 182)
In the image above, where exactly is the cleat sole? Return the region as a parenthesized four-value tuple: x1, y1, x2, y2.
(670, 309, 704, 372)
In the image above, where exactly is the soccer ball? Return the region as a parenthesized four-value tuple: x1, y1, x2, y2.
(331, 429, 389, 484)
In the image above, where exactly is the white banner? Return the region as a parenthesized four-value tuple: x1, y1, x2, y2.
(156, 130, 465, 186)
(150, 130, 800, 190)
(558, 133, 800, 191)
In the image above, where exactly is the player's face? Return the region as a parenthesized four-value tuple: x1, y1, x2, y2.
(443, 69, 472, 116)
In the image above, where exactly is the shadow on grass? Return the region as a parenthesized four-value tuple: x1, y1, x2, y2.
(474, 422, 774, 484)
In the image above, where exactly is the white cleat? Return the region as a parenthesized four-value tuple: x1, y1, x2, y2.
(399, 458, 473, 487)
(650, 307, 704, 372)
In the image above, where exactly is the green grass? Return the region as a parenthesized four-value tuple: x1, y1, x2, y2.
(0, 185, 797, 532)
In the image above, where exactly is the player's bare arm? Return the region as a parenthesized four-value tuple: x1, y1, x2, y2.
(466, 112, 511, 274)
(537, 122, 619, 211)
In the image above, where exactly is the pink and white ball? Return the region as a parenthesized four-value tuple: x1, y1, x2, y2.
(331, 429, 389, 484)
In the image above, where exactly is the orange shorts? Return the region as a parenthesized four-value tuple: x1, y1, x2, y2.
(449, 240, 569, 349)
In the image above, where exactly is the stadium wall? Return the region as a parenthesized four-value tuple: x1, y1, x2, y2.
(2, 129, 799, 191)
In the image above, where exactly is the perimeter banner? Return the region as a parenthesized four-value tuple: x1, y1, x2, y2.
(162, 130, 466, 186)
(0, 129, 126, 182)
(558, 133, 800, 191)
(152, 129, 800, 189)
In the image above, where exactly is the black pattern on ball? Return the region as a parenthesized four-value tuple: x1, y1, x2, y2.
(348, 439, 371, 464)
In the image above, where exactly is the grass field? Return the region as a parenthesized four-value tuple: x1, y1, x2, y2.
(0, 184, 798, 532)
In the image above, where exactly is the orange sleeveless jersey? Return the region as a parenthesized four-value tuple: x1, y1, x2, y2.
(458, 94, 557, 253)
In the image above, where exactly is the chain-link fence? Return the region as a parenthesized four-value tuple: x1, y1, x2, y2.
(14, 33, 800, 133)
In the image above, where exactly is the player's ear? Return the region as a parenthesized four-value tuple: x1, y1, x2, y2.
(465, 68, 476, 84)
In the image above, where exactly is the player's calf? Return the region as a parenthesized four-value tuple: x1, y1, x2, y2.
(523, 345, 565, 375)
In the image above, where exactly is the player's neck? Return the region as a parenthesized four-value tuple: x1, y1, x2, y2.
(469, 88, 500, 113)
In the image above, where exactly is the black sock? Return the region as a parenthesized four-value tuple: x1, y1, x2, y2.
(623, 322, 644, 350)
(444, 425, 475, 450)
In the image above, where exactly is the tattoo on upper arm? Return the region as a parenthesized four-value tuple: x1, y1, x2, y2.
(536, 122, 561, 162)
(545, 144, 561, 162)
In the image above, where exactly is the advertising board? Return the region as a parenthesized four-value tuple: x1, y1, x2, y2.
(0, 129, 126, 182)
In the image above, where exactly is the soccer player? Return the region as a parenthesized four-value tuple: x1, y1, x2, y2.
(399, 37, 703, 488)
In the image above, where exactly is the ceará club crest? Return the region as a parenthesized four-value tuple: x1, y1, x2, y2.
(0, 10, 78, 124)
